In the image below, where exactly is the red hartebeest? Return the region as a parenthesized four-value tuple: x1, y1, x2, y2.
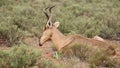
(40, 6, 116, 55)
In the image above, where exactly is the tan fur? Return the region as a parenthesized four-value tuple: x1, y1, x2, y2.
(40, 25, 115, 55)
(41, 7, 115, 55)
(92, 35, 105, 42)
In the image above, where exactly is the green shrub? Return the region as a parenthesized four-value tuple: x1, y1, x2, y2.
(62, 44, 120, 67)
(88, 50, 119, 67)
(36, 58, 57, 68)
(72, 44, 93, 61)
(62, 57, 90, 68)
(0, 22, 22, 46)
(0, 45, 41, 68)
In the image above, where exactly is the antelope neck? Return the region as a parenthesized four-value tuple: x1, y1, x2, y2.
(51, 27, 70, 51)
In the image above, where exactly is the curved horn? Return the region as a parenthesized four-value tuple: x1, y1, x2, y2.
(49, 5, 55, 13)
(43, 7, 49, 20)
(43, 6, 55, 28)
(46, 6, 55, 26)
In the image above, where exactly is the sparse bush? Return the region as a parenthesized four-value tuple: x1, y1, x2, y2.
(0, 22, 22, 46)
(36, 58, 57, 68)
(62, 44, 120, 67)
(0, 45, 41, 68)
(72, 44, 93, 60)
(88, 49, 119, 67)
(63, 57, 90, 68)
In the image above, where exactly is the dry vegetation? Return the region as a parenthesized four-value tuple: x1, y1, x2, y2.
(0, 0, 120, 68)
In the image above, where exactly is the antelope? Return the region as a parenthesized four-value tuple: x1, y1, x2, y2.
(40, 6, 116, 55)
(92, 35, 105, 42)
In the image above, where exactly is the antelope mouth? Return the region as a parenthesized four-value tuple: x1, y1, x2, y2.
(39, 39, 51, 47)
(39, 43, 43, 46)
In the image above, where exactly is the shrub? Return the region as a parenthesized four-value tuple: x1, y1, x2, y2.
(0, 22, 22, 46)
(63, 57, 90, 68)
(72, 44, 93, 60)
(36, 58, 57, 68)
(62, 44, 120, 67)
(0, 45, 41, 68)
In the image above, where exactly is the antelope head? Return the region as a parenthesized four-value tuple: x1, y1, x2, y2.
(40, 6, 60, 46)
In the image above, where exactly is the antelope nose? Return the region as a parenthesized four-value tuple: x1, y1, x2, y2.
(39, 43, 42, 46)
(38, 36, 42, 46)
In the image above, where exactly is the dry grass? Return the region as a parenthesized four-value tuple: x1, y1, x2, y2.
(61, 43, 120, 68)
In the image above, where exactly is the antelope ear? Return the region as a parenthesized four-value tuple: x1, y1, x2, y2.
(54, 22, 60, 28)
